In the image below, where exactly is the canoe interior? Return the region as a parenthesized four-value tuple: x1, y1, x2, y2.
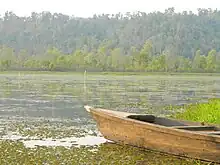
(127, 114, 220, 135)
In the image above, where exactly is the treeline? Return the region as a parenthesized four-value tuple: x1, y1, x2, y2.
(1, 8, 220, 58)
(0, 42, 219, 72)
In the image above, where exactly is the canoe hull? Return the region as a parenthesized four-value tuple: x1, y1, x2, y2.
(86, 106, 220, 163)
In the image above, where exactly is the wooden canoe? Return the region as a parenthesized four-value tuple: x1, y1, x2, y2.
(84, 106, 220, 163)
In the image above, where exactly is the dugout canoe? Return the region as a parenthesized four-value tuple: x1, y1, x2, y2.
(84, 105, 220, 163)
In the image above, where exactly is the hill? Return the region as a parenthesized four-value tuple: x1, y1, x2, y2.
(0, 8, 220, 72)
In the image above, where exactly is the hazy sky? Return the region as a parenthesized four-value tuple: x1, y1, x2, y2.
(0, 0, 219, 17)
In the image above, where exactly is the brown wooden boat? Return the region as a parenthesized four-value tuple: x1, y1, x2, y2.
(84, 105, 220, 163)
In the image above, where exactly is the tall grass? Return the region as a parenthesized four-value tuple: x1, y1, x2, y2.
(174, 99, 220, 124)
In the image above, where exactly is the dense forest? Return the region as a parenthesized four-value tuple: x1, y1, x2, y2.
(0, 7, 220, 72)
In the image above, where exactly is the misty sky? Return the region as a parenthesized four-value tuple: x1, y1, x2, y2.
(0, 0, 219, 17)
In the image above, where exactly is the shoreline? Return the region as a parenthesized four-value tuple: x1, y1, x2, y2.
(1, 70, 220, 76)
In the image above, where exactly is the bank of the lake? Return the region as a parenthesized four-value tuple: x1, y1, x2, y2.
(1, 70, 220, 77)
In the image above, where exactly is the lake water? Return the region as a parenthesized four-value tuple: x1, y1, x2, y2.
(0, 73, 220, 148)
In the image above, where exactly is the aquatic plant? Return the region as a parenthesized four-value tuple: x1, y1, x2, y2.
(0, 141, 212, 165)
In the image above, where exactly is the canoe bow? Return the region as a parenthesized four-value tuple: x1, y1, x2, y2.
(84, 105, 92, 112)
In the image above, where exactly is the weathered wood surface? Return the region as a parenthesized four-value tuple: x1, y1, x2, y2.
(84, 106, 220, 163)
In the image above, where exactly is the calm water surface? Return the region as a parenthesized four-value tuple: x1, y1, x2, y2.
(0, 73, 220, 147)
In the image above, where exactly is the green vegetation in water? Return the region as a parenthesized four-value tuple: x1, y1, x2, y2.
(172, 98, 220, 124)
(0, 141, 213, 165)
(18, 125, 88, 139)
(0, 74, 219, 164)
(4, 120, 95, 139)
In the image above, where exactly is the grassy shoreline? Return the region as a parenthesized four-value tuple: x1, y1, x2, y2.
(1, 70, 220, 76)
(171, 98, 220, 125)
